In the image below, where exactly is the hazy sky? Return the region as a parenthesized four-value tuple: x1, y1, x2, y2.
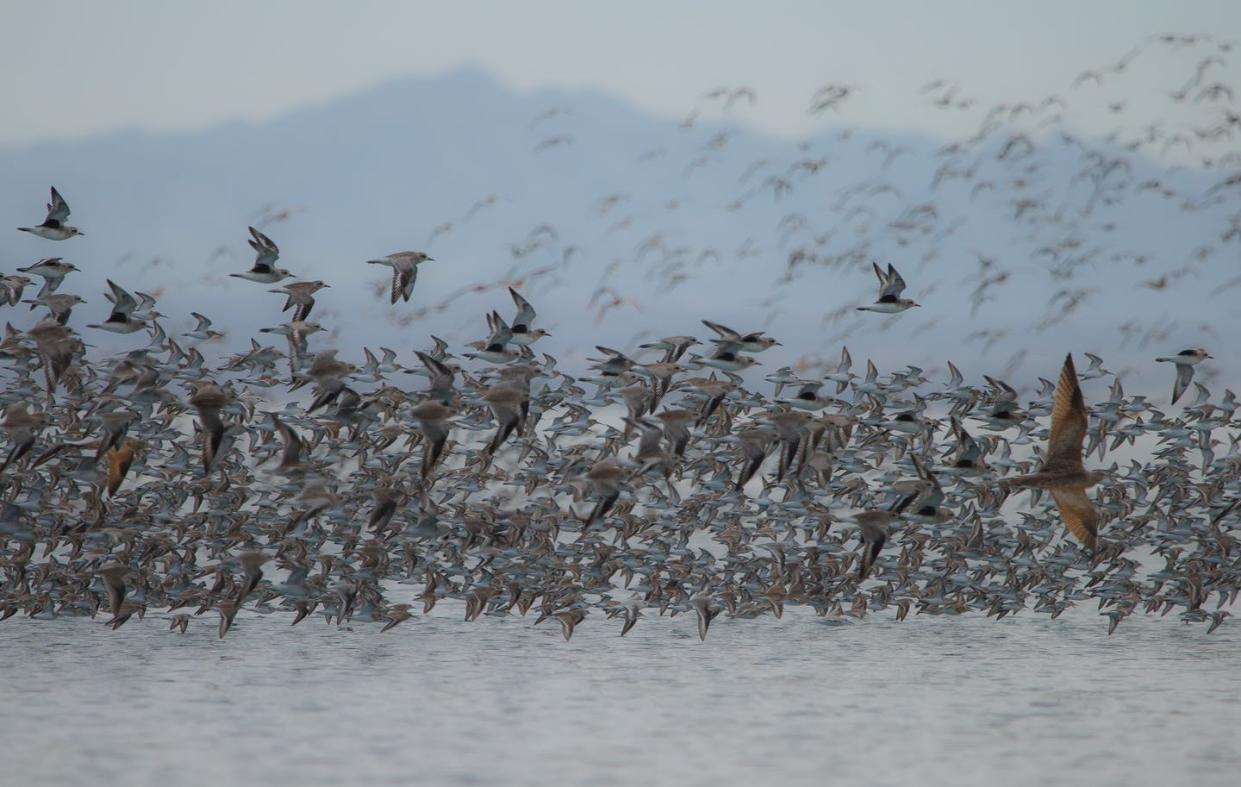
(2, 1, 1238, 147)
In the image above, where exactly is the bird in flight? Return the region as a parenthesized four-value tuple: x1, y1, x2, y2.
(1156, 348, 1212, 404)
(18, 186, 83, 240)
(231, 226, 290, 283)
(857, 262, 919, 313)
(999, 354, 1106, 552)
(367, 251, 434, 304)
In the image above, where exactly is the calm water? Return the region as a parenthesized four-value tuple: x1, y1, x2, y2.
(4, 606, 1238, 787)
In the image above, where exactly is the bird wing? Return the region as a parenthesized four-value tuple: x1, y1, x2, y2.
(910, 455, 944, 510)
(700, 319, 738, 340)
(879, 263, 907, 300)
(1050, 487, 1098, 551)
(106, 280, 138, 317)
(1046, 353, 1087, 469)
(870, 260, 886, 287)
(635, 420, 663, 458)
(509, 287, 536, 331)
(1172, 363, 1195, 404)
(391, 266, 404, 304)
(46, 187, 71, 223)
(248, 226, 279, 269)
(248, 226, 278, 254)
(272, 415, 303, 465)
(795, 381, 821, 400)
(416, 351, 453, 380)
(486, 311, 512, 349)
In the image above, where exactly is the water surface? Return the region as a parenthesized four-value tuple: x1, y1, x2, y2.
(4, 608, 1237, 787)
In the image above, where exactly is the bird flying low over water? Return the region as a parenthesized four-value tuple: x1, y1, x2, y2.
(999, 354, 1106, 552)
(5, 31, 1241, 643)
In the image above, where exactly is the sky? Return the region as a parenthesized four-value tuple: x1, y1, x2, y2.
(2, 1, 1238, 147)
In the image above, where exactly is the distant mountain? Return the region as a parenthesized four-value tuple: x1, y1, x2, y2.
(1, 66, 1235, 396)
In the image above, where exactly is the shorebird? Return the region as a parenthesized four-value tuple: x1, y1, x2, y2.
(0, 403, 48, 475)
(367, 251, 433, 304)
(184, 312, 225, 342)
(410, 400, 453, 482)
(87, 280, 151, 334)
(857, 261, 919, 313)
(696, 343, 760, 375)
(0, 274, 32, 306)
(579, 346, 636, 387)
(507, 287, 551, 346)
(268, 414, 306, 474)
(381, 604, 414, 632)
(269, 280, 330, 322)
(999, 354, 1106, 552)
(16, 258, 79, 297)
(1156, 348, 1212, 404)
(188, 382, 232, 474)
(95, 563, 128, 618)
(701, 320, 780, 353)
(482, 381, 528, 458)
(18, 187, 83, 240)
(581, 459, 627, 526)
(691, 594, 719, 641)
(639, 335, 699, 363)
(105, 438, 144, 496)
(853, 511, 893, 581)
(230, 226, 290, 283)
(24, 292, 86, 325)
(465, 312, 524, 364)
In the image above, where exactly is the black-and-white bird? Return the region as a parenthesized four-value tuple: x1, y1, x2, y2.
(1156, 348, 1212, 404)
(231, 226, 290, 283)
(87, 280, 151, 334)
(507, 287, 550, 346)
(18, 187, 83, 240)
(857, 261, 919, 313)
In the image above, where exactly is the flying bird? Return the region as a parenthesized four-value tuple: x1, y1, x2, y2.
(230, 226, 290, 283)
(367, 251, 433, 304)
(999, 354, 1106, 552)
(1155, 348, 1212, 404)
(857, 262, 920, 313)
(18, 187, 83, 240)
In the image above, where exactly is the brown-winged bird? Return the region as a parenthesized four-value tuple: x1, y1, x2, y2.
(999, 354, 1106, 552)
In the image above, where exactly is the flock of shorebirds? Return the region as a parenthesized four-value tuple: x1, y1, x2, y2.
(1, 182, 1237, 642)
